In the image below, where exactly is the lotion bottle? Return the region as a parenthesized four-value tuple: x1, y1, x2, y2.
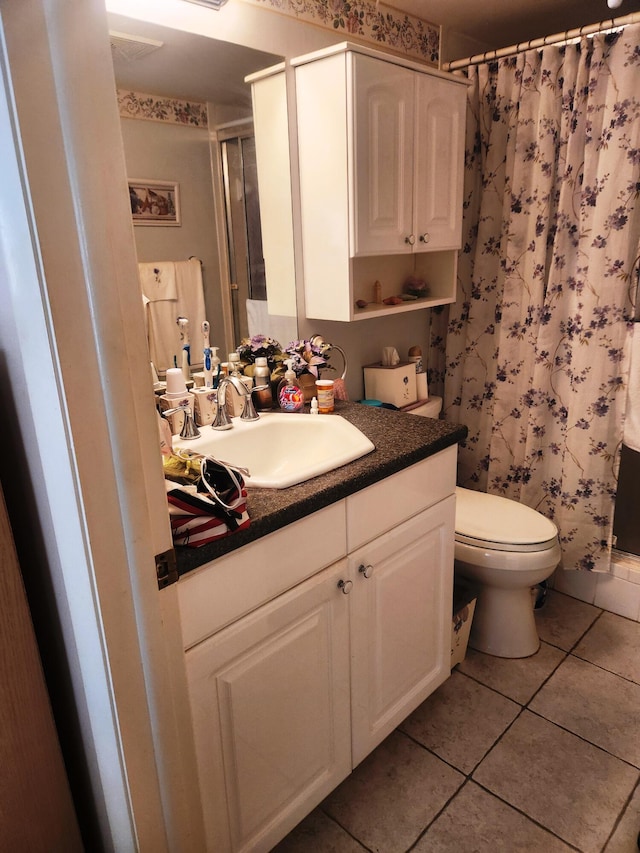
(253, 356, 273, 410)
(277, 359, 304, 412)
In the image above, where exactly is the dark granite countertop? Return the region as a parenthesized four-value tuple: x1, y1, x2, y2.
(175, 401, 467, 577)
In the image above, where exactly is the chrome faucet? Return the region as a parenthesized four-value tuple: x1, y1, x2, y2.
(212, 376, 270, 430)
(161, 405, 200, 440)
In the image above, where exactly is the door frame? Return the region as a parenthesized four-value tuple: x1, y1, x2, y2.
(0, 0, 203, 848)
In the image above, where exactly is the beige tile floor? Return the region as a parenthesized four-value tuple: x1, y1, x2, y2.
(273, 590, 640, 853)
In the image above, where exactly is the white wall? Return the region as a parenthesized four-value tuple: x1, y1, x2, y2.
(553, 558, 640, 623)
(299, 311, 433, 403)
(440, 28, 491, 64)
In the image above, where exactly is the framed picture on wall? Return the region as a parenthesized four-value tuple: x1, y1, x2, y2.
(129, 179, 180, 226)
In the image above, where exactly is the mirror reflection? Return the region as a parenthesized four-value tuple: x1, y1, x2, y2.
(109, 12, 298, 373)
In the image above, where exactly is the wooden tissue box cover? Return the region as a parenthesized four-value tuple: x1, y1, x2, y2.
(363, 362, 417, 408)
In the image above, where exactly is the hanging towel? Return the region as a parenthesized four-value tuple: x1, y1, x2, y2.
(146, 300, 181, 373)
(623, 323, 640, 453)
(145, 258, 207, 373)
(173, 259, 206, 372)
(139, 261, 178, 301)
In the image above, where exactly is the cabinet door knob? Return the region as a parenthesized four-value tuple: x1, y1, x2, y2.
(358, 563, 374, 579)
(419, 233, 430, 243)
(337, 579, 353, 595)
(405, 234, 416, 245)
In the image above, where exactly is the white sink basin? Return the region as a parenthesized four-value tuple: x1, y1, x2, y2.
(173, 412, 375, 489)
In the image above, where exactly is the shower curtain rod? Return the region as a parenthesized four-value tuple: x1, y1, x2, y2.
(443, 11, 640, 71)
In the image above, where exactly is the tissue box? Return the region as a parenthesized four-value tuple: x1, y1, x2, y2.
(363, 362, 417, 408)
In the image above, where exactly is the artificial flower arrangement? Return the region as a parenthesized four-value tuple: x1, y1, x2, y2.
(237, 335, 332, 377)
(236, 334, 285, 376)
(283, 338, 331, 379)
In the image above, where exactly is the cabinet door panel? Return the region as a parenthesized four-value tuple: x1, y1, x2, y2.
(351, 54, 414, 255)
(349, 497, 455, 766)
(414, 75, 466, 250)
(186, 560, 351, 852)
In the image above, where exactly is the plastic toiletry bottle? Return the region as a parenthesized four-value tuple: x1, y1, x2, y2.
(408, 345, 428, 400)
(159, 367, 195, 435)
(226, 352, 245, 418)
(211, 347, 221, 388)
(253, 356, 273, 411)
(277, 359, 304, 412)
(228, 352, 242, 377)
(310, 396, 319, 415)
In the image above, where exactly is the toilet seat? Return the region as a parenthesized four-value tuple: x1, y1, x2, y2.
(455, 487, 558, 553)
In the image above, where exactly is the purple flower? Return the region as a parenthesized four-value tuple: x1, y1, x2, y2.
(607, 207, 628, 230)
(236, 335, 284, 371)
(284, 339, 331, 378)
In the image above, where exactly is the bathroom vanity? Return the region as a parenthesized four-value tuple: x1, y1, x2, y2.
(175, 403, 466, 851)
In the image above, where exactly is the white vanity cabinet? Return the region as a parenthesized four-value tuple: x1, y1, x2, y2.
(292, 43, 467, 321)
(348, 498, 455, 766)
(185, 557, 352, 853)
(179, 446, 457, 852)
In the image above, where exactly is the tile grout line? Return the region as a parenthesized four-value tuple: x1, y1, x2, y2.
(600, 775, 640, 852)
(569, 650, 640, 687)
(400, 603, 632, 852)
(401, 716, 584, 853)
(404, 775, 471, 853)
(524, 705, 640, 773)
(315, 808, 374, 852)
(470, 778, 584, 852)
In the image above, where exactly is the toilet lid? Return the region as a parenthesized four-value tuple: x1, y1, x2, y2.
(455, 487, 558, 552)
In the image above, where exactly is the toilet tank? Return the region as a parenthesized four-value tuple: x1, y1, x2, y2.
(403, 396, 443, 419)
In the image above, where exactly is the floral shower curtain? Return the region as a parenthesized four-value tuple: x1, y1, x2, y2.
(430, 26, 640, 572)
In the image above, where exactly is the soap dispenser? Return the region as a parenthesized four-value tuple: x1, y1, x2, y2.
(277, 359, 304, 412)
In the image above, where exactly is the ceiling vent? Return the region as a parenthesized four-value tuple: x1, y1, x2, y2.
(109, 31, 164, 62)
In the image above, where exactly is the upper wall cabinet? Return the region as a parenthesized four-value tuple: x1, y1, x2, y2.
(292, 43, 467, 322)
(351, 54, 464, 255)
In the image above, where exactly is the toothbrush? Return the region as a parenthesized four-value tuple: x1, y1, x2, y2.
(177, 317, 190, 382)
(202, 321, 213, 388)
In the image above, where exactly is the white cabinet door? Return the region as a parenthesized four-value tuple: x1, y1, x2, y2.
(414, 74, 466, 251)
(348, 497, 455, 766)
(351, 53, 415, 256)
(185, 559, 352, 853)
(352, 53, 465, 257)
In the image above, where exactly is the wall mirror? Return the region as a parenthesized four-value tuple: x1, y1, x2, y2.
(108, 12, 298, 372)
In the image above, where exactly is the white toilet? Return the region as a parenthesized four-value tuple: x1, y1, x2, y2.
(405, 398, 560, 658)
(454, 487, 561, 658)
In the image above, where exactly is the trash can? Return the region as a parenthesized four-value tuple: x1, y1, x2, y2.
(451, 581, 478, 668)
